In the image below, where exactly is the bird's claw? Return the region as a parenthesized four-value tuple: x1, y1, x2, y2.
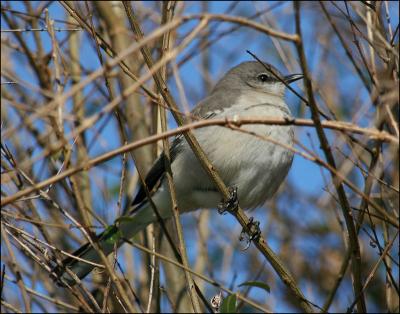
(239, 217, 261, 250)
(217, 186, 238, 214)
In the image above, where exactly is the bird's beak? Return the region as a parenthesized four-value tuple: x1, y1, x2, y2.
(284, 74, 303, 84)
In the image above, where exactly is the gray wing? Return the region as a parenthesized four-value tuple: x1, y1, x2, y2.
(191, 90, 240, 118)
(130, 136, 183, 210)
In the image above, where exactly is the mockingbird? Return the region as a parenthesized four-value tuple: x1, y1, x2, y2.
(55, 60, 303, 285)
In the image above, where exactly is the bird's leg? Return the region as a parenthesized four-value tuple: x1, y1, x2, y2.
(217, 187, 260, 249)
(239, 216, 261, 250)
(217, 186, 239, 214)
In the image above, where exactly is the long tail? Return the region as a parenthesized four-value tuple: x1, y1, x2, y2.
(55, 202, 168, 286)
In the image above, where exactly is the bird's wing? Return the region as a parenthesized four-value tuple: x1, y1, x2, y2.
(129, 91, 240, 213)
(128, 136, 183, 213)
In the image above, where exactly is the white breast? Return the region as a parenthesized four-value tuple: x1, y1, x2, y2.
(172, 91, 294, 210)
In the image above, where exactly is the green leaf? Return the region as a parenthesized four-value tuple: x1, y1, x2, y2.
(238, 281, 270, 294)
(220, 293, 237, 313)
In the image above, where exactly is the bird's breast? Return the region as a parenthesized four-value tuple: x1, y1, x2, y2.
(195, 100, 294, 209)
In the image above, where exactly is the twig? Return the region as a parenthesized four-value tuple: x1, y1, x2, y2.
(348, 230, 399, 312)
(294, 3, 366, 312)
(1, 225, 31, 313)
(123, 2, 202, 312)
(1, 300, 22, 313)
(125, 239, 272, 313)
(3, 275, 79, 311)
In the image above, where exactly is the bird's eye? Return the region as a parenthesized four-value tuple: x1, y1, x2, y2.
(257, 74, 270, 82)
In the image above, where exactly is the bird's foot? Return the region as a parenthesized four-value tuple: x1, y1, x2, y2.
(217, 186, 238, 214)
(239, 216, 261, 250)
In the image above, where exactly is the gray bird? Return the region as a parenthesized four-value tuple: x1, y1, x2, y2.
(56, 61, 302, 285)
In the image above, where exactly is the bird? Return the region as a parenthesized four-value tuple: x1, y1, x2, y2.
(55, 60, 303, 286)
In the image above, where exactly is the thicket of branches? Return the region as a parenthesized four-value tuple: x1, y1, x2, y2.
(1, 1, 399, 313)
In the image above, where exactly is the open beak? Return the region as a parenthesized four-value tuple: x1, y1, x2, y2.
(284, 74, 303, 84)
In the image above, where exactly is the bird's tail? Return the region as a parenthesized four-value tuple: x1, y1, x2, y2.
(55, 201, 168, 286)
